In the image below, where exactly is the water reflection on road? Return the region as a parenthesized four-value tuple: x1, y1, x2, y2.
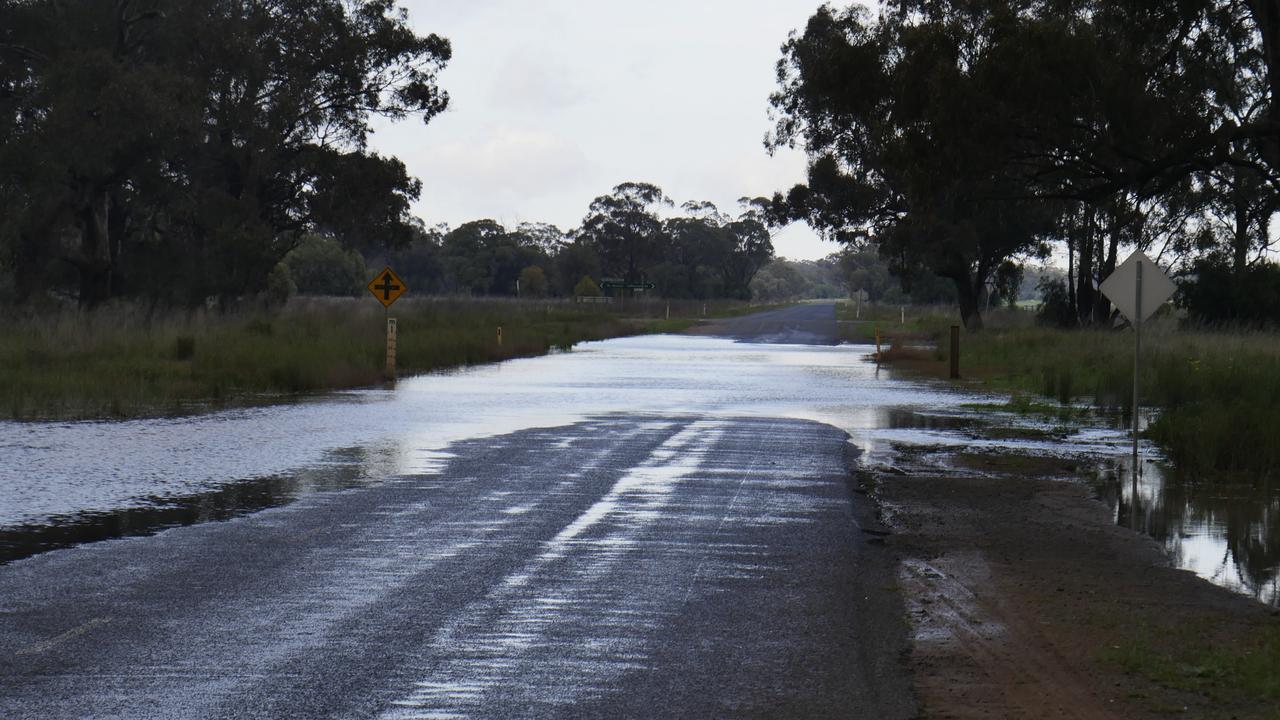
(0, 333, 1275, 606)
(0, 336, 979, 560)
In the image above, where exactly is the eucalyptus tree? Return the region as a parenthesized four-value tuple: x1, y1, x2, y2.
(577, 182, 672, 286)
(768, 3, 1054, 329)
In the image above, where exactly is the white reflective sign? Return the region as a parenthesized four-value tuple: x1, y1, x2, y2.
(1099, 251, 1177, 324)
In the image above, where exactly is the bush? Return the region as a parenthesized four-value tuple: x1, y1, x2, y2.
(265, 263, 296, 306)
(574, 275, 602, 297)
(283, 235, 366, 296)
(1036, 277, 1075, 328)
(519, 266, 549, 297)
(1180, 257, 1280, 326)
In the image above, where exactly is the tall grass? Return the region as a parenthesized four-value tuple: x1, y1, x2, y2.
(0, 296, 735, 420)
(875, 308, 1280, 479)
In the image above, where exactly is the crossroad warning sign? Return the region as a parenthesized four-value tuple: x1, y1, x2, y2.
(367, 267, 407, 308)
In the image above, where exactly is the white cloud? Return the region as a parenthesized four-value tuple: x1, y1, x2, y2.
(369, 0, 843, 259)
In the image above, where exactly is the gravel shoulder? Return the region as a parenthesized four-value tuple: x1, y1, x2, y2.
(863, 446, 1280, 719)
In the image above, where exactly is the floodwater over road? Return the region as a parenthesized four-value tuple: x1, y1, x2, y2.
(1, 312, 1277, 716)
(0, 334, 985, 558)
(2, 330, 1273, 603)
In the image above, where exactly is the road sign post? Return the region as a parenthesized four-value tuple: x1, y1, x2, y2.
(367, 267, 408, 381)
(386, 317, 397, 379)
(1100, 251, 1176, 497)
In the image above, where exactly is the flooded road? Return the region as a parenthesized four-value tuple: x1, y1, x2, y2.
(0, 331, 983, 559)
(0, 303, 951, 719)
(2, 302, 1275, 717)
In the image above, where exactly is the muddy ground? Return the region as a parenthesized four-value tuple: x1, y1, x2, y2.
(863, 445, 1280, 719)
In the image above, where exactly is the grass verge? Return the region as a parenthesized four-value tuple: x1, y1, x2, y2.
(859, 302, 1280, 479)
(0, 297, 767, 420)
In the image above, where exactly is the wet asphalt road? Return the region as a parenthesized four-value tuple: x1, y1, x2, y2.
(0, 303, 915, 719)
(693, 302, 839, 345)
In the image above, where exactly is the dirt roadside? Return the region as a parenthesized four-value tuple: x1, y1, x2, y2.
(860, 446, 1280, 720)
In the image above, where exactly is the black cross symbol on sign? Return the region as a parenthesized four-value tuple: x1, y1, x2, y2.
(374, 272, 401, 301)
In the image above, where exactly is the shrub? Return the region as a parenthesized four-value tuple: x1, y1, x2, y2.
(283, 235, 366, 296)
(574, 275, 602, 297)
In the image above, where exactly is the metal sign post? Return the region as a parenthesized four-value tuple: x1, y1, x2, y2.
(1100, 251, 1176, 524)
(1132, 261, 1142, 471)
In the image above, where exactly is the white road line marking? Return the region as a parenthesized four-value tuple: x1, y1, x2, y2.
(15, 616, 112, 657)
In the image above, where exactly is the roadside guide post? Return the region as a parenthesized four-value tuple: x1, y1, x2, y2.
(385, 318, 397, 379)
(950, 325, 960, 380)
(367, 266, 407, 380)
(1099, 251, 1177, 512)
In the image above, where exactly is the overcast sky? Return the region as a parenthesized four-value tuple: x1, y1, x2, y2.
(367, 0, 842, 260)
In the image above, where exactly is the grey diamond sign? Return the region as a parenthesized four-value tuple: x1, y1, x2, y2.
(1099, 251, 1177, 324)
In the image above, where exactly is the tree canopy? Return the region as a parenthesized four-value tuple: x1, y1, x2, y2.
(0, 0, 450, 308)
(769, 0, 1280, 328)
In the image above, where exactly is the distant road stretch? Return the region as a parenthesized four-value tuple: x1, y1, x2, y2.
(691, 302, 840, 345)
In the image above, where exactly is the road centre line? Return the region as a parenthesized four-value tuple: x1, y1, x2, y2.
(15, 616, 112, 657)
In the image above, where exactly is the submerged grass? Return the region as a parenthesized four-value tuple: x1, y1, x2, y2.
(1, 297, 766, 420)
(866, 306, 1280, 479)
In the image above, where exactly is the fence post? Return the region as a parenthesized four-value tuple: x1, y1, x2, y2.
(949, 325, 960, 379)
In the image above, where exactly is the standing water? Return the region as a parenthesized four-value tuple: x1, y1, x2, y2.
(0, 333, 1274, 606)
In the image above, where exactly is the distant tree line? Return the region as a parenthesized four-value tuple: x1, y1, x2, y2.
(278, 182, 776, 301)
(746, 246, 967, 305)
(0, 1, 780, 308)
(768, 0, 1280, 329)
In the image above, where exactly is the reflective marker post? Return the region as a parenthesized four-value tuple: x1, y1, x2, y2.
(950, 325, 960, 380)
(386, 316, 397, 380)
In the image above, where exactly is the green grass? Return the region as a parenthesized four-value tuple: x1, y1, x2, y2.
(835, 301, 955, 343)
(1103, 619, 1280, 715)
(1, 296, 766, 420)
(877, 309, 1280, 479)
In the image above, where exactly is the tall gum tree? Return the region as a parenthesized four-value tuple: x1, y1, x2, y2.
(767, 4, 1052, 329)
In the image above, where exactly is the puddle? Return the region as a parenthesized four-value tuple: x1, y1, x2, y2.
(0, 445, 394, 565)
(1096, 457, 1280, 607)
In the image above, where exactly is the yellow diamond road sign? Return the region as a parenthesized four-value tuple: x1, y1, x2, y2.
(368, 267, 407, 308)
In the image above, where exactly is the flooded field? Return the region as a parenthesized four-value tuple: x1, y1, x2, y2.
(0, 333, 1274, 606)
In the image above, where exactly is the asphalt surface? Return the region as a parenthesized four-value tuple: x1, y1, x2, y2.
(0, 305, 915, 719)
(693, 302, 840, 345)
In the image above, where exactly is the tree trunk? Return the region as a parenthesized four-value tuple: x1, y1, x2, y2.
(1066, 231, 1077, 321)
(75, 189, 113, 309)
(1100, 223, 1120, 323)
(954, 274, 985, 331)
(1232, 171, 1251, 275)
(1076, 212, 1096, 326)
